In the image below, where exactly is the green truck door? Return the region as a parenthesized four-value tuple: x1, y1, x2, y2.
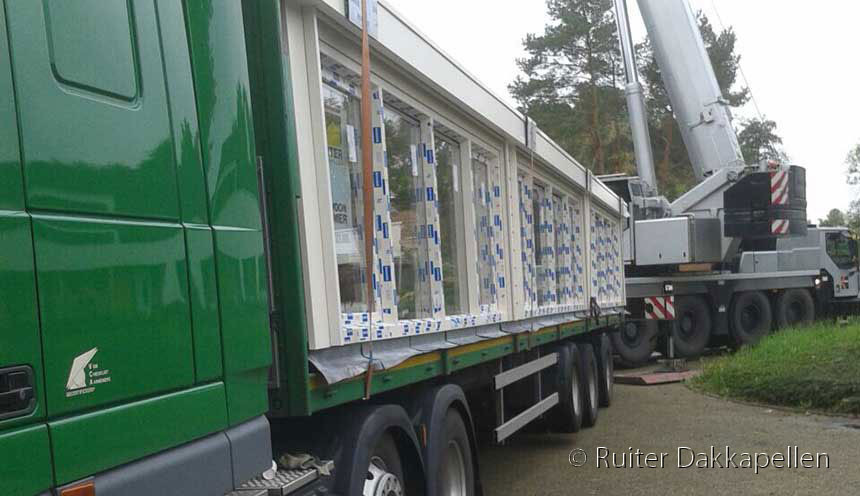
(0, 4, 54, 494)
(5, 0, 195, 418)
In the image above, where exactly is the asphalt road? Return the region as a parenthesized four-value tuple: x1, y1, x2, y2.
(478, 376, 860, 495)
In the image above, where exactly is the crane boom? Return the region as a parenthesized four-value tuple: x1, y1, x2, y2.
(637, 0, 746, 180)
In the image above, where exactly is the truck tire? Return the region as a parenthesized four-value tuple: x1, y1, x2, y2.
(670, 296, 712, 358)
(545, 344, 583, 433)
(593, 334, 614, 407)
(775, 289, 815, 329)
(730, 291, 773, 347)
(577, 343, 599, 428)
(435, 410, 475, 496)
(611, 320, 657, 368)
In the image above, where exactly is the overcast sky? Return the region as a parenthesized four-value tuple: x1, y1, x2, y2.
(384, 0, 860, 222)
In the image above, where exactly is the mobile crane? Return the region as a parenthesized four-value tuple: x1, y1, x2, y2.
(608, 0, 860, 366)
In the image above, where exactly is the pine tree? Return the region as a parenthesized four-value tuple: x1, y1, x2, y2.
(509, 0, 632, 175)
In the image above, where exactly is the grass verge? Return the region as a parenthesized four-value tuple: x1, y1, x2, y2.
(691, 321, 860, 416)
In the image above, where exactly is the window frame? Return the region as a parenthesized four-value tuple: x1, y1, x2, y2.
(308, 31, 510, 345)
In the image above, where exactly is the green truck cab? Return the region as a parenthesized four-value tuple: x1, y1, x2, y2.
(1, 2, 271, 494)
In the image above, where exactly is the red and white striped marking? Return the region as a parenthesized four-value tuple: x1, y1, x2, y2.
(771, 219, 790, 235)
(771, 170, 789, 205)
(645, 296, 675, 320)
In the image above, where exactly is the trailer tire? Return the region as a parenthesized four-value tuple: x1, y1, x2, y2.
(611, 320, 657, 368)
(545, 344, 583, 433)
(414, 385, 479, 496)
(670, 296, 712, 358)
(730, 291, 773, 347)
(775, 289, 815, 329)
(434, 410, 475, 496)
(333, 405, 425, 496)
(577, 343, 599, 428)
(593, 334, 614, 408)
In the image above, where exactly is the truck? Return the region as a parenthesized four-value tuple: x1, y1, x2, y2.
(607, 0, 860, 367)
(1, 1, 627, 495)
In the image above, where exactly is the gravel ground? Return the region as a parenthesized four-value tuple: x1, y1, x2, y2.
(479, 371, 860, 495)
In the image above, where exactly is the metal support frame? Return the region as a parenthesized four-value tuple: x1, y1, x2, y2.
(492, 352, 558, 443)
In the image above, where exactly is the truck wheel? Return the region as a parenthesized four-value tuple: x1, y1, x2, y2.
(593, 334, 614, 408)
(545, 344, 583, 433)
(363, 433, 406, 496)
(436, 410, 475, 496)
(730, 291, 773, 347)
(670, 296, 712, 358)
(577, 343, 599, 428)
(611, 320, 657, 368)
(775, 289, 815, 329)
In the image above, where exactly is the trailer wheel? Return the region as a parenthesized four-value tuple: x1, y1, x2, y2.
(364, 433, 406, 496)
(436, 409, 475, 496)
(415, 385, 479, 496)
(577, 343, 599, 428)
(775, 289, 815, 329)
(593, 334, 614, 407)
(670, 296, 712, 358)
(730, 291, 773, 347)
(545, 344, 583, 433)
(334, 405, 425, 496)
(611, 320, 657, 368)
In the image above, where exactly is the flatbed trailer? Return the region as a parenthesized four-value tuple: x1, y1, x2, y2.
(1, 1, 626, 495)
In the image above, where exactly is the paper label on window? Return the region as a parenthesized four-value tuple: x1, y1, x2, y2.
(453, 163, 459, 192)
(346, 125, 358, 163)
(410, 144, 418, 176)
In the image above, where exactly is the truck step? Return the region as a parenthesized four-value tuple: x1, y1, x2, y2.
(227, 466, 327, 496)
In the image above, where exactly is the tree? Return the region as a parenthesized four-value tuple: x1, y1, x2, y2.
(819, 208, 847, 227)
(509, 0, 632, 175)
(737, 117, 787, 164)
(846, 142, 860, 186)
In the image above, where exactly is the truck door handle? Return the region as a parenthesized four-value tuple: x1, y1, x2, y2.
(0, 366, 36, 420)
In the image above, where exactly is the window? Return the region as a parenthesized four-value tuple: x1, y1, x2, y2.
(569, 196, 586, 309)
(827, 232, 856, 270)
(385, 110, 428, 319)
(518, 175, 536, 313)
(473, 154, 495, 307)
(533, 183, 555, 307)
(323, 83, 370, 314)
(554, 194, 572, 306)
(435, 133, 466, 316)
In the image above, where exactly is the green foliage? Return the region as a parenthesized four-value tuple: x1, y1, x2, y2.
(737, 117, 786, 164)
(819, 208, 847, 227)
(692, 322, 860, 415)
(846, 142, 860, 186)
(511, 1, 785, 201)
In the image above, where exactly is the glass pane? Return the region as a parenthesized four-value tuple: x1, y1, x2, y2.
(473, 158, 494, 307)
(436, 136, 464, 315)
(533, 184, 549, 307)
(385, 111, 427, 319)
(518, 176, 535, 310)
(553, 194, 569, 305)
(323, 84, 368, 313)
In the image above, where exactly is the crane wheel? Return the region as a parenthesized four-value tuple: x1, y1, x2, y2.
(730, 291, 773, 347)
(775, 289, 815, 329)
(670, 296, 712, 358)
(610, 320, 658, 368)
